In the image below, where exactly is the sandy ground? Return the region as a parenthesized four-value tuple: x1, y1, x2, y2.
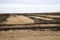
(0, 30, 60, 40)
(2, 15, 34, 24)
(0, 14, 60, 40)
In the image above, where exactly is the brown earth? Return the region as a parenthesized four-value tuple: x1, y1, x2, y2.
(0, 13, 60, 40)
(2, 15, 34, 24)
(0, 30, 60, 40)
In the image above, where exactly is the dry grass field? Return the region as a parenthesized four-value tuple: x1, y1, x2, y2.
(0, 13, 60, 40)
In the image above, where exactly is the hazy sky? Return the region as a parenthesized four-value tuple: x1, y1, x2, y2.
(0, 0, 60, 13)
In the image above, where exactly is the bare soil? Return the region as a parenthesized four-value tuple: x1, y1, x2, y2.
(0, 13, 60, 40)
(0, 30, 60, 40)
(2, 15, 34, 24)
